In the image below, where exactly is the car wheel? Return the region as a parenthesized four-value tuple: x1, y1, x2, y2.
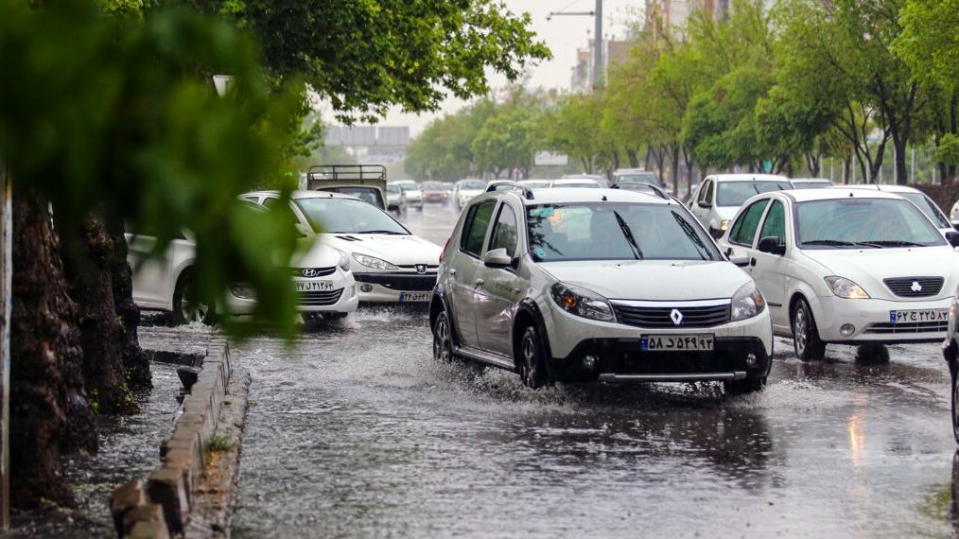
(432, 311, 454, 363)
(173, 272, 215, 326)
(792, 298, 825, 361)
(519, 325, 549, 389)
(951, 365, 959, 444)
(724, 376, 766, 397)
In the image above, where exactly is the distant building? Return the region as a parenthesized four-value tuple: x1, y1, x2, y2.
(324, 125, 410, 164)
(570, 34, 633, 93)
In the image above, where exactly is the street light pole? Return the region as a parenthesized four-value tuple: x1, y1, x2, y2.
(547, 0, 604, 89)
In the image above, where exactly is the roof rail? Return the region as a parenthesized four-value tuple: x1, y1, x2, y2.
(486, 181, 535, 200)
(610, 182, 670, 200)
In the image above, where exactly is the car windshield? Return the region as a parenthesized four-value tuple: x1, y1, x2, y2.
(386, 184, 401, 194)
(294, 197, 409, 235)
(717, 180, 791, 206)
(791, 180, 831, 189)
(460, 180, 486, 190)
(615, 173, 661, 188)
(315, 186, 385, 209)
(796, 198, 946, 249)
(421, 182, 444, 191)
(899, 192, 952, 229)
(527, 202, 720, 262)
(396, 181, 418, 190)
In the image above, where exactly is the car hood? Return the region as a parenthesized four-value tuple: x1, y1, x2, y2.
(293, 238, 342, 268)
(714, 206, 740, 221)
(458, 189, 484, 197)
(799, 246, 959, 299)
(539, 259, 752, 301)
(321, 233, 442, 265)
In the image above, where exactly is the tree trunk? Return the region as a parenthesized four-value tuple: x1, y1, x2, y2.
(10, 188, 97, 509)
(59, 212, 138, 415)
(105, 217, 150, 389)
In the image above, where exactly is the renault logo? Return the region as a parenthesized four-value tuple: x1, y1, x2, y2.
(415, 264, 427, 274)
(670, 308, 683, 326)
(911, 281, 922, 293)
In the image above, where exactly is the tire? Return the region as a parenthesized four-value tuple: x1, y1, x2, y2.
(518, 325, 550, 389)
(791, 298, 825, 361)
(724, 376, 766, 397)
(951, 364, 959, 444)
(173, 272, 215, 326)
(432, 311, 454, 363)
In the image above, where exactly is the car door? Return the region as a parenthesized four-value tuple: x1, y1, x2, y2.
(449, 200, 497, 348)
(751, 198, 789, 327)
(476, 201, 525, 357)
(127, 230, 194, 311)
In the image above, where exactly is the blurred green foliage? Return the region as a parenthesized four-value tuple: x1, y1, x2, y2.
(0, 0, 306, 339)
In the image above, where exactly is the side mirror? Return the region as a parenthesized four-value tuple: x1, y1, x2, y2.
(947, 230, 959, 248)
(483, 247, 514, 268)
(728, 254, 750, 267)
(698, 201, 712, 209)
(757, 236, 786, 256)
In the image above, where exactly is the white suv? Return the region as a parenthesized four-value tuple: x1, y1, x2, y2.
(430, 184, 773, 395)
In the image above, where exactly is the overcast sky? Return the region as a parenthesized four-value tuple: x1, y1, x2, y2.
(379, 0, 642, 135)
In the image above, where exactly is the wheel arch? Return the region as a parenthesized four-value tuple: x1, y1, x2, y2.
(512, 300, 552, 372)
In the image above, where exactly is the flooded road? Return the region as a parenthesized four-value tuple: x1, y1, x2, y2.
(228, 202, 959, 538)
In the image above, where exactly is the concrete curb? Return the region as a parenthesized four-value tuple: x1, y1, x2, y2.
(111, 340, 242, 538)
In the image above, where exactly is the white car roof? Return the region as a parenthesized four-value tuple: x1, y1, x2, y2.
(245, 189, 364, 202)
(841, 184, 921, 194)
(706, 173, 789, 183)
(488, 187, 672, 207)
(779, 187, 906, 203)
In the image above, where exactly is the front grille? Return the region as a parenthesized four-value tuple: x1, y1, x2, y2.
(612, 302, 731, 329)
(298, 288, 343, 306)
(292, 266, 336, 278)
(865, 320, 948, 334)
(355, 273, 437, 291)
(883, 277, 943, 298)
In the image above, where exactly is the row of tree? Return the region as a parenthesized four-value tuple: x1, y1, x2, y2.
(2, 0, 548, 509)
(406, 0, 959, 192)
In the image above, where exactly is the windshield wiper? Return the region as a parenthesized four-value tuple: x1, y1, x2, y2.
(358, 229, 406, 235)
(803, 239, 880, 248)
(613, 211, 644, 260)
(863, 240, 924, 247)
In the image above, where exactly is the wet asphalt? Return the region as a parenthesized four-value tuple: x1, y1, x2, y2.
(221, 202, 959, 538)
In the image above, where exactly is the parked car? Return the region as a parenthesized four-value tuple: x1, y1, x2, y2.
(789, 178, 833, 189)
(128, 201, 358, 324)
(242, 190, 442, 303)
(690, 174, 792, 238)
(394, 180, 424, 211)
(386, 182, 407, 215)
(430, 185, 773, 395)
(420, 181, 450, 204)
(452, 179, 487, 209)
(719, 188, 959, 361)
(843, 184, 953, 235)
(562, 173, 610, 188)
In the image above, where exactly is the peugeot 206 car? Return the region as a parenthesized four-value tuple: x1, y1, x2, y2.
(128, 201, 358, 324)
(430, 183, 773, 395)
(242, 190, 442, 303)
(719, 188, 959, 361)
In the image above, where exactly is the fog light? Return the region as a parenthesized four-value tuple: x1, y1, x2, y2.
(583, 355, 598, 371)
(360, 284, 373, 293)
(746, 353, 757, 367)
(840, 323, 855, 337)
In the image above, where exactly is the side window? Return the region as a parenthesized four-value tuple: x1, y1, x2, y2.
(263, 197, 300, 226)
(728, 199, 770, 246)
(488, 204, 518, 257)
(759, 200, 786, 244)
(460, 201, 496, 257)
(697, 180, 711, 204)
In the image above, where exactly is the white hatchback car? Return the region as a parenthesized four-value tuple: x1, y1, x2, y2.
(242, 190, 442, 303)
(431, 184, 773, 395)
(719, 188, 959, 360)
(690, 174, 792, 238)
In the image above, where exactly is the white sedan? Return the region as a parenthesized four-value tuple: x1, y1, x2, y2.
(720, 188, 959, 360)
(243, 190, 442, 303)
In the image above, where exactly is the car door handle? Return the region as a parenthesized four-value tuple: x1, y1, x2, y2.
(474, 278, 484, 287)
(750, 257, 757, 267)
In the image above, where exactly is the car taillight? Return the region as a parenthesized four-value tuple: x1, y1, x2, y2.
(439, 237, 450, 263)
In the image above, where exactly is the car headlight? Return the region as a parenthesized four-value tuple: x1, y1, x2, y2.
(730, 281, 765, 321)
(352, 252, 398, 271)
(229, 284, 255, 300)
(335, 249, 350, 272)
(824, 276, 870, 299)
(550, 283, 615, 322)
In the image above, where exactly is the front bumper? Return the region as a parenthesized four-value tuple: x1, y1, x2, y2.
(810, 295, 950, 344)
(226, 275, 359, 315)
(354, 272, 437, 303)
(547, 337, 771, 384)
